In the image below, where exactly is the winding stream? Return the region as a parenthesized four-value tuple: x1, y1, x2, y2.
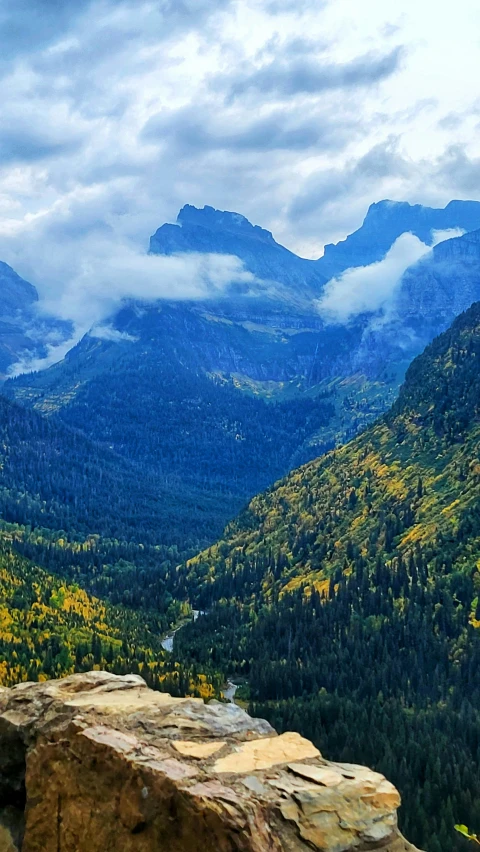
(160, 610, 203, 652)
(160, 611, 237, 704)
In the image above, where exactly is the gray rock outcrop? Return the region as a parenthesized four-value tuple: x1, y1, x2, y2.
(0, 672, 421, 852)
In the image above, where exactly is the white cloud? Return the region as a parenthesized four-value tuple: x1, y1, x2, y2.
(0, 0, 479, 298)
(430, 227, 465, 244)
(37, 242, 255, 328)
(7, 336, 79, 377)
(90, 325, 139, 342)
(316, 227, 465, 324)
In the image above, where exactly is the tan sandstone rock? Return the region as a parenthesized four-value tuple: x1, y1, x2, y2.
(0, 671, 422, 852)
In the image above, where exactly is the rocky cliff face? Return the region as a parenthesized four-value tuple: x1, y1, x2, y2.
(0, 672, 420, 852)
(0, 261, 71, 379)
(355, 227, 480, 372)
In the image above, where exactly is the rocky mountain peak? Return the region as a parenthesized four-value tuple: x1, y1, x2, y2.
(318, 198, 480, 278)
(0, 671, 420, 852)
(149, 204, 290, 260)
(177, 205, 276, 244)
(149, 205, 326, 299)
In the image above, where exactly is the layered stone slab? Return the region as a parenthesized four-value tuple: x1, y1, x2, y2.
(0, 672, 422, 852)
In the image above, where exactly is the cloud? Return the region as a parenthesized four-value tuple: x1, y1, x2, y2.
(0, 0, 92, 64)
(262, 0, 326, 11)
(8, 234, 257, 333)
(0, 122, 83, 165)
(0, 0, 479, 312)
(7, 335, 81, 378)
(0, 0, 230, 71)
(430, 227, 466, 244)
(226, 46, 405, 100)
(142, 104, 355, 153)
(434, 145, 480, 193)
(90, 325, 139, 342)
(290, 137, 415, 223)
(316, 227, 465, 324)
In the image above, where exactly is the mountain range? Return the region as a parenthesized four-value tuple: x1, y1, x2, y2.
(5, 199, 480, 540)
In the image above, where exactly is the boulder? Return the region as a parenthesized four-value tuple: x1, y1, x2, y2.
(0, 672, 422, 852)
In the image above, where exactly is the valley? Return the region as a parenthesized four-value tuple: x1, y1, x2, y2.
(3, 5, 480, 850)
(2, 200, 480, 852)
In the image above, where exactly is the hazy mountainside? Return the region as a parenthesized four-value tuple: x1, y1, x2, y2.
(173, 302, 480, 852)
(0, 393, 224, 547)
(6, 200, 480, 539)
(0, 262, 70, 378)
(396, 227, 480, 335)
(4, 307, 336, 525)
(317, 198, 480, 277)
(358, 226, 480, 373)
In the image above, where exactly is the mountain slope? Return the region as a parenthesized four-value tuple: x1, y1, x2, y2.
(0, 538, 157, 687)
(174, 302, 480, 852)
(0, 261, 70, 378)
(0, 395, 221, 696)
(186, 299, 480, 594)
(5, 304, 337, 528)
(0, 392, 227, 548)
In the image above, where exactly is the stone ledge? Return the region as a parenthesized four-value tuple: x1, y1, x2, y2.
(0, 671, 422, 852)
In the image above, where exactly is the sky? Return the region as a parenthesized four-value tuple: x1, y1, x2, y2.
(0, 0, 479, 331)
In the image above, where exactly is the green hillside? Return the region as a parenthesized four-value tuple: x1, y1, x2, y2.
(0, 535, 216, 700)
(174, 302, 480, 852)
(0, 394, 221, 699)
(0, 392, 233, 549)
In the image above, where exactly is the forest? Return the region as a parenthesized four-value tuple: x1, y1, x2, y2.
(171, 302, 480, 852)
(5, 306, 336, 536)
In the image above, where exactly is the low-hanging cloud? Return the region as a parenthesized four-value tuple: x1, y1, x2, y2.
(316, 228, 465, 324)
(35, 240, 256, 329)
(0, 199, 258, 374)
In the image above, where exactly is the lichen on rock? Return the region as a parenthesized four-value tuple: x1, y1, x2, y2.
(0, 672, 422, 852)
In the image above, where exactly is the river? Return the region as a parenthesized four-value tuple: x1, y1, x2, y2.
(160, 610, 237, 704)
(160, 610, 203, 652)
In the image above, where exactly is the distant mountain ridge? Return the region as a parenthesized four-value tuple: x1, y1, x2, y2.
(150, 203, 327, 300)
(317, 198, 480, 277)
(151, 199, 480, 285)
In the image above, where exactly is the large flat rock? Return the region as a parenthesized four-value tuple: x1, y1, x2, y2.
(0, 672, 422, 852)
